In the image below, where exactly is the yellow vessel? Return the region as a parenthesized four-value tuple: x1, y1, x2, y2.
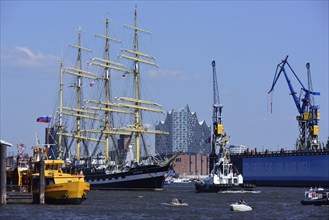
(10, 151, 31, 192)
(31, 147, 90, 204)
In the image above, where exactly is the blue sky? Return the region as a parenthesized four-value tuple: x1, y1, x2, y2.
(1, 1, 328, 155)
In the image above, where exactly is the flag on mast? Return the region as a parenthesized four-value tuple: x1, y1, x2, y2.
(37, 115, 52, 123)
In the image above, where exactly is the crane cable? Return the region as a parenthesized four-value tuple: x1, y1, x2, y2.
(268, 91, 273, 114)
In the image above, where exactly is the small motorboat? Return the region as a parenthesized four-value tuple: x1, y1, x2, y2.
(170, 198, 189, 206)
(230, 200, 252, 211)
(301, 187, 329, 206)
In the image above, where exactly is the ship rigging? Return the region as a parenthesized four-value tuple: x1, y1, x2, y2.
(48, 7, 177, 190)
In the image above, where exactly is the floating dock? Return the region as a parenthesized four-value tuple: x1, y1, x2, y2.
(6, 191, 33, 204)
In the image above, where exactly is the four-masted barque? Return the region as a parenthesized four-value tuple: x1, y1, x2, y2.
(48, 7, 178, 190)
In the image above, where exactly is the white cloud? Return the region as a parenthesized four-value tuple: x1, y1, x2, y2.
(1, 45, 59, 70)
(14, 46, 58, 67)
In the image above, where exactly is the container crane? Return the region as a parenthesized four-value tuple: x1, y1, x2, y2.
(209, 60, 227, 172)
(268, 55, 320, 150)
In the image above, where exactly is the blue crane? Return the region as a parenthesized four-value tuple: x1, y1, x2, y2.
(268, 55, 320, 150)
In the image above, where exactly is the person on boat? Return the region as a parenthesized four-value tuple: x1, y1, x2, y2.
(172, 198, 179, 204)
(171, 198, 183, 204)
(238, 199, 246, 205)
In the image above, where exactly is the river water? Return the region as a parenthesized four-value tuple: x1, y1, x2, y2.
(1, 183, 328, 219)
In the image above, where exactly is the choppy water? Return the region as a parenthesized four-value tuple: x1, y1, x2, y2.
(1, 183, 328, 219)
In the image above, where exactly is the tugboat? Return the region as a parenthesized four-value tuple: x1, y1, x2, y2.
(195, 61, 255, 193)
(301, 187, 329, 206)
(195, 152, 255, 193)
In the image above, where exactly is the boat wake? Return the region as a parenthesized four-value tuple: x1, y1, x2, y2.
(161, 202, 189, 207)
(219, 190, 261, 194)
(161, 198, 189, 207)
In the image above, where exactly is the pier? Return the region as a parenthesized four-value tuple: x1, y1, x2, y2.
(1, 139, 43, 204)
(6, 189, 33, 204)
(1, 140, 12, 204)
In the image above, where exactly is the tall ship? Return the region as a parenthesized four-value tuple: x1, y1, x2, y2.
(229, 56, 329, 187)
(47, 7, 177, 190)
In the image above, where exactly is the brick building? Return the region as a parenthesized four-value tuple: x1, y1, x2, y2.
(173, 154, 209, 176)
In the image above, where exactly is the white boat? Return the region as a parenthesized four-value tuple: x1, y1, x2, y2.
(162, 198, 189, 207)
(195, 154, 255, 192)
(230, 203, 252, 211)
(170, 198, 188, 206)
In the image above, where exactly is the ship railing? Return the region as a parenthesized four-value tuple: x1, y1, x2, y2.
(231, 148, 328, 156)
(6, 185, 30, 193)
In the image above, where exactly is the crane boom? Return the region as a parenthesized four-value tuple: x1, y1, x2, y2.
(268, 56, 303, 114)
(209, 60, 226, 172)
(306, 63, 315, 107)
(212, 61, 224, 138)
(212, 61, 221, 110)
(268, 56, 320, 150)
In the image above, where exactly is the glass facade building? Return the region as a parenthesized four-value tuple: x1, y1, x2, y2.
(155, 105, 211, 155)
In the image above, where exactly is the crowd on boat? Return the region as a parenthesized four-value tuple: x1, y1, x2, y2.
(301, 187, 329, 206)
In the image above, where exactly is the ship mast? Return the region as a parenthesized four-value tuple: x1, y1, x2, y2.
(75, 29, 89, 160)
(87, 17, 130, 162)
(133, 8, 141, 163)
(104, 18, 112, 162)
(120, 6, 166, 164)
(63, 27, 96, 161)
(58, 61, 63, 159)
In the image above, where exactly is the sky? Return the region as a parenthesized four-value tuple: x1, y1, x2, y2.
(1, 1, 328, 155)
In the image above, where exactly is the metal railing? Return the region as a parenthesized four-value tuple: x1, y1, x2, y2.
(6, 185, 30, 193)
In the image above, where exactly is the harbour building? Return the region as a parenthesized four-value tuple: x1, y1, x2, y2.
(155, 105, 211, 176)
